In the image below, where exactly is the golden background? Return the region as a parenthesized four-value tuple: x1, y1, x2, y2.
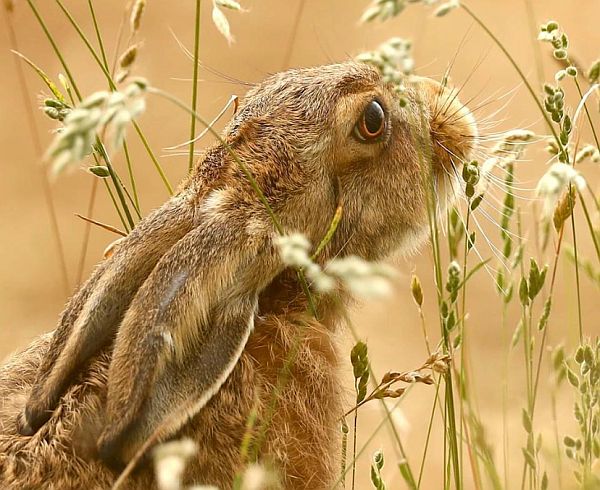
(1, 1, 599, 488)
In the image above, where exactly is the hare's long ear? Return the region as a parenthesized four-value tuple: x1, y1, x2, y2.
(96, 203, 281, 466)
(20, 195, 195, 435)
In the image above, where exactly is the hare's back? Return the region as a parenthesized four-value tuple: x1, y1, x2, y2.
(0, 333, 121, 489)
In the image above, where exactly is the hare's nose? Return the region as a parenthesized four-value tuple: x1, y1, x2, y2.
(427, 78, 479, 168)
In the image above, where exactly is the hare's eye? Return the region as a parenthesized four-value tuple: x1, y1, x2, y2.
(354, 100, 386, 142)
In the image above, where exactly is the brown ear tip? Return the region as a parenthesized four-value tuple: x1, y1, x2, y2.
(17, 402, 54, 436)
(16, 410, 37, 436)
(97, 433, 127, 473)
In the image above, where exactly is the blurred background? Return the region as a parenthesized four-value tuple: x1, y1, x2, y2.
(1, 0, 599, 488)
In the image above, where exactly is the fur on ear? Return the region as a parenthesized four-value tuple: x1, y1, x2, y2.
(19, 195, 196, 436)
(95, 197, 283, 466)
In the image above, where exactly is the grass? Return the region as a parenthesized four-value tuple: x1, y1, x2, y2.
(3, 0, 600, 489)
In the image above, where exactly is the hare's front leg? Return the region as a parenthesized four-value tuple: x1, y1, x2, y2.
(20, 194, 196, 435)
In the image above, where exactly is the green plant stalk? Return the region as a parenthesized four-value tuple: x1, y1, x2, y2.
(418, 377, 442, 487)
(87, 0, 141, 213)
(340, 305, 417, 487)
(460, 3, 560, 144)
(577, 190, 600, 262)
(122, 141, 141, 214)
(501, 301, 510, 489)
(522, 0, 545, 89)
(530, 225, 565, 416)
(459, 7, 594, 485)
(340, 420, 348, 489)
(409, 93, 461, 489)
(26, 0, 138, 232)
(515, 214, 532, 490)
(351, 383, 359, 490)
(550, 389, 563, 490)
(114, 169, 142, 220)
(425, 162, 461, 490)
(76, 179, 98, 285)
(568, 199, 583, 342)
(457, 202, 484, 490)
(103, 179, 129, 232)
(54, 0, 174, 195)
(97, 142, 135, 229)
(572, 77, 600, 150)
(188, 0, 202, 172)
(460, 1, 590, 370)
(312, 204, 343, 260)
(87, 0, 109, 69)
(26, 0, 83, 100)
(3, 7, 70, 295)
(330, 396, 408, 489)
(433, 199, 462, 490)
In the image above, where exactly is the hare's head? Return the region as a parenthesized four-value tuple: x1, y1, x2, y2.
(223, 62, 478, 260)
(20, 62, 478, 470)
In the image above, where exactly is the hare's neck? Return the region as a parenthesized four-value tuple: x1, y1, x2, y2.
(257, 269, 343, 330)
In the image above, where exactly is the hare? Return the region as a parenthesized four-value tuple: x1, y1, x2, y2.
(0, 62, 477, 489)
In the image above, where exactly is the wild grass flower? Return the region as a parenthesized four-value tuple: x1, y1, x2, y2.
(477, 129, 532, 203)
(130, 0, 146, 33)
(274, 233, 396, 298)
(153, 439, 198, 490)
(326, 257, 396, 299)
(370, 450, 386, 489)
(433, 0, 459, 18)
(118, 44, 140, 69)
(356, 38, 414, 89)
(211, 0, 243, 44)
(46, 80, 147, 174)
(238, 463, 277, 490)
(536, 163, 586, 218)
(588, 60, 600, 83)
(562, 339, 600, 487)
(361, 0, 440, 23)
(410, 274, 423, 307)
(575, 144, 600, 164)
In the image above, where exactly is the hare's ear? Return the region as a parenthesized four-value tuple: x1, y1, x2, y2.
(20, 196, 195, 436)
(96, 209, 282, 467)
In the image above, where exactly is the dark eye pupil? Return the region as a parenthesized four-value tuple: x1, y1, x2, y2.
(364, 101, 384, 134)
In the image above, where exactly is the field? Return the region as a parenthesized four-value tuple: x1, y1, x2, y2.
(0, 0, 599, 488)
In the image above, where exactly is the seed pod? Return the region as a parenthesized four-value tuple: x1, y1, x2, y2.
(410, 274, 423, 307)
(119, 44, 139, 68)
(43, 107, 61, 120)
(130, 0, 146, 32)
(588, 60, 600, 83)
(89, 165, 110, 178)
(553, 187, 576, 232)
(519, 277, 529, 307)
(566, 66, 577, 77)
(470, 194, 483, 210)
(216, 0, 242, 9)
(554, 49, 568, 60)
(116, 70, 130, 84)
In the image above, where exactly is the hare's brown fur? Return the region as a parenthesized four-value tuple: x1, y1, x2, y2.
(0, 280, 342, 489)
(0, 62, 477, 489)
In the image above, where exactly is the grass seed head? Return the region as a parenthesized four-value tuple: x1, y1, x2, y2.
(130, 0, 146, 33)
